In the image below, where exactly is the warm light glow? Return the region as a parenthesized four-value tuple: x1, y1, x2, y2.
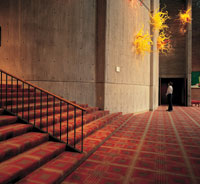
(179, 8, 192, 24)
(133, 27, 153, 55)
(129, 0, 143, 8)
(180, 26, 187, 35)
(157, 31, 171, 54)
(150, 9, 170, 31)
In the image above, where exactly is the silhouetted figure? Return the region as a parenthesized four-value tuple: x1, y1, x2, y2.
(166, 82, 173, 111)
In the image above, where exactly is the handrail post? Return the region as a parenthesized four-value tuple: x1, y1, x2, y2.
(60, 101, 62, 141)
(34, 88, 36, 126)
(11, 77, 13, 112)
(74, 107, 76, 148)
(22, 83, 24, 119)
(6, 74, 7, 108)
(67, 103, 69, 144)
(53, 96, 55, 136)
(40, 90, 42, 129)
(16, 79, 19, 114)
(0, 71, 2, 107)
(28, 84, 30, 122)
(28, 85, 30, 121)
(81, 110, 84, 152)
(46, 93, 48, 132)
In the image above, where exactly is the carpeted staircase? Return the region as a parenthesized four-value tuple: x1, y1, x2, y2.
(0, 71, 133, 184)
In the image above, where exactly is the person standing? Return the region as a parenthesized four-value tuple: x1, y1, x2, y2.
(166, 82, 173, 111)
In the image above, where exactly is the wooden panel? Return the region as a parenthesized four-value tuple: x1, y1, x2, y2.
(191, 88, 200, 100)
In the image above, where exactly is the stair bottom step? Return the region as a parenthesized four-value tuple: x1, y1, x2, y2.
(0, 142, 66, 184)
(17, 114, 133, 184)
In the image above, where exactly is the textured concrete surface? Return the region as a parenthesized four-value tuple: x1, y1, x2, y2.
(0, 0, 97, 106)
(104, 0, 157, 113)
(0, 0, 159, 114)
(150, 0, 159, 111)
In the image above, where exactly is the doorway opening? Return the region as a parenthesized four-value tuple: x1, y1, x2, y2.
(159, 78, 186, 106)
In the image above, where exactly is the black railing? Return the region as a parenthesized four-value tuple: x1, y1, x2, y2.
(0, 69, 86, 152)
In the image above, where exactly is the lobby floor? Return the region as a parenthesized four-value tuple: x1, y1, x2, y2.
(62, 106, 200, 184)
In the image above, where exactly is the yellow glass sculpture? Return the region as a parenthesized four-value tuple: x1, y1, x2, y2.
(179, 8, 192, 24)
(157, 31, 171, 54)
(133, 27, 153, 55)
(150, 9, 170, 31)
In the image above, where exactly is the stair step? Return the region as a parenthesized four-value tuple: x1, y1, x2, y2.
(0, 109, 4, 115)
(0, 115, 18, 126)
(1, 91, 47, 98)
(7, 101, 61, 113)
(61, 112, 119, 145)
(1, 96, 54, 106)
(1, 84, 22, 89)
(46, 110, 108, 138)
(1, 88, 35, 93)
(74, 113, 132, 151)
(0, 141, 65, 184)
(0, 124, 33, 141)
(17, 114, 131, 184)
(28, 107, 100, 129)
(17, 151, 84, 184)
(18, 105, 94, 121)
(6, 102, 88, 114)
(0, 132, 49, 162)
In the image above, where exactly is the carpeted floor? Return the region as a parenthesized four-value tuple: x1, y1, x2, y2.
(62, 106, 200, 184)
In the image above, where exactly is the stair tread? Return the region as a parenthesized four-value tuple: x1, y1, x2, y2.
(0, 141, 65, 184)
(1, 84, 22, 88)
(6, 102, 87, 109)
(0, 109, 4, 115)
(60, 112, 120, 144)
(0, 132, 49, 162)
(45, 110, 108, 137)
(0, 115, 18, 126)
(17, 114, 132, 184)
(20, 105, 94, 117)
(27, 107, 100, 129)
(74, 113, 133, 151)
(0, 123, 33, 141)
(17, 151, 85, 184)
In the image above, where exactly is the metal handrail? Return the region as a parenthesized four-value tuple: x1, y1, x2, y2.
(0, 69, 86, 152)
(0, 69, 86, 111)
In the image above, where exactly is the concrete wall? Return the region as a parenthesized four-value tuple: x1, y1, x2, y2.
(0, 0, 96, 105)
(104, 0, 159, 113)
(0, 0, 159, 114)
(159, 0, 186, 78)
(150, 0, 159, 111)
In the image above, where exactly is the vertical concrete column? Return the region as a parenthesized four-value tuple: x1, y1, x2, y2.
(149, 0, 159, 111)
(95, 0, 106, 109)
(186, 0, 192, 106)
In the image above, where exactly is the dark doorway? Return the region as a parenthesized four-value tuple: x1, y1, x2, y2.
(159, 78, 186, 105)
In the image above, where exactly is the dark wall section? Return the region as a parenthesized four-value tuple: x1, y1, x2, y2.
(160, 0, 200, 102)
(160, 78, 186, 105)
(192, 0, 200, 100)
(159, 0, 186, 78)
(192, 0, 200, 71)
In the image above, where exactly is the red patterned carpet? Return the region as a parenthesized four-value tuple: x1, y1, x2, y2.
(62, 106, 200, 184)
